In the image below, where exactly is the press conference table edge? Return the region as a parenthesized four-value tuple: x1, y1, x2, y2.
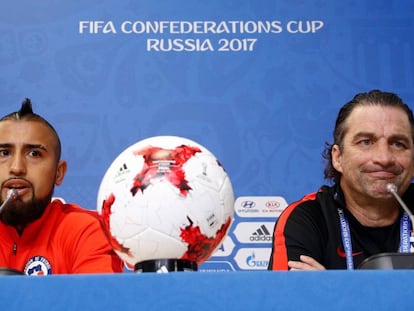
(0, 270, 411, 310)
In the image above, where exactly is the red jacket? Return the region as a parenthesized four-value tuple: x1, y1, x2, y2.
(0, 199, 123, 275)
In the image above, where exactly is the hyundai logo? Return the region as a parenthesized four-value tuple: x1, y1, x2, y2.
(241, 201, 256, 208)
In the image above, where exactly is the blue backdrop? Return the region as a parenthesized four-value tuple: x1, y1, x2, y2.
(1, 0, 413, 271)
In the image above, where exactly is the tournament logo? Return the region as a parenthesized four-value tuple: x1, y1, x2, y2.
(24, 256, 52, 276)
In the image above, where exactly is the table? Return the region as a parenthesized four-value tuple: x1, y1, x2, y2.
(0, 270, 410, 310)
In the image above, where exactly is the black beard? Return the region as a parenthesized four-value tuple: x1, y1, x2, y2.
(0, 194, 52, 231)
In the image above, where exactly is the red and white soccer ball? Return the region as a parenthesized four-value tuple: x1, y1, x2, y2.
(97, 136, 234, 269)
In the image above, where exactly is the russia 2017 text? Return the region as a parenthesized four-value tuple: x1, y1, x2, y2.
(146, 38, 258, 52)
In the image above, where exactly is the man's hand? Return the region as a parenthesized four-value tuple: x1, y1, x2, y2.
(288, 255, 326, 271)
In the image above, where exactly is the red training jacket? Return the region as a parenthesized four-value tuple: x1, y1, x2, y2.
(0, 199, 123, 275)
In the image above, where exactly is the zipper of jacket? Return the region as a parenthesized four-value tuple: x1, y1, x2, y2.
(13, 243, 17, 255)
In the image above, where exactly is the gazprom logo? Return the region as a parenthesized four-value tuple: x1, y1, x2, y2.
(241, 200, 256, 208)
(234, 248, 271, 270)
(246, 252, 268, 268)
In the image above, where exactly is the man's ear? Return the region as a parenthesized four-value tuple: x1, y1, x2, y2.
(331, 144, 343, 173)
(55, 160, 67, 186)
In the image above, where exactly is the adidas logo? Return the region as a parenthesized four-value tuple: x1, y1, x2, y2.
(114, 163, 129, 178)
(249, 224, 272, 242)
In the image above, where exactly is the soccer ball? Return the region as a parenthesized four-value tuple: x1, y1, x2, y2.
(97, 136, 234, 269)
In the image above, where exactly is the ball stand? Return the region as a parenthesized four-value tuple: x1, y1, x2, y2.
(134, 259, 198, 273)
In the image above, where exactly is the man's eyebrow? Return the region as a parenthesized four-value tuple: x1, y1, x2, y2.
(352, 132, 374, 139)
(352, 132, 411, 142)
(0, 143, 48, 150)
(24, 144, 48, 151)
(388, 134, 412, 146)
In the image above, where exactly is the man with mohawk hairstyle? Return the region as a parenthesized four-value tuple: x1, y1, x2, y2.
(0, 99, 123, 275)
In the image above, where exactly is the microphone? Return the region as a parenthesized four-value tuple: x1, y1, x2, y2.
(386, 183, 414, 252)
(0, 189, 19, 213)
(386, 183, 414, 221)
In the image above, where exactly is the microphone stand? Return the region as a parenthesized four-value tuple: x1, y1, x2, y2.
(387, 183, 414, 253)
(0, 189, 19, 213)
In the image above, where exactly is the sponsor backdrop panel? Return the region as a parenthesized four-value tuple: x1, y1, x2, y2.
(1, 1, 413, 271)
